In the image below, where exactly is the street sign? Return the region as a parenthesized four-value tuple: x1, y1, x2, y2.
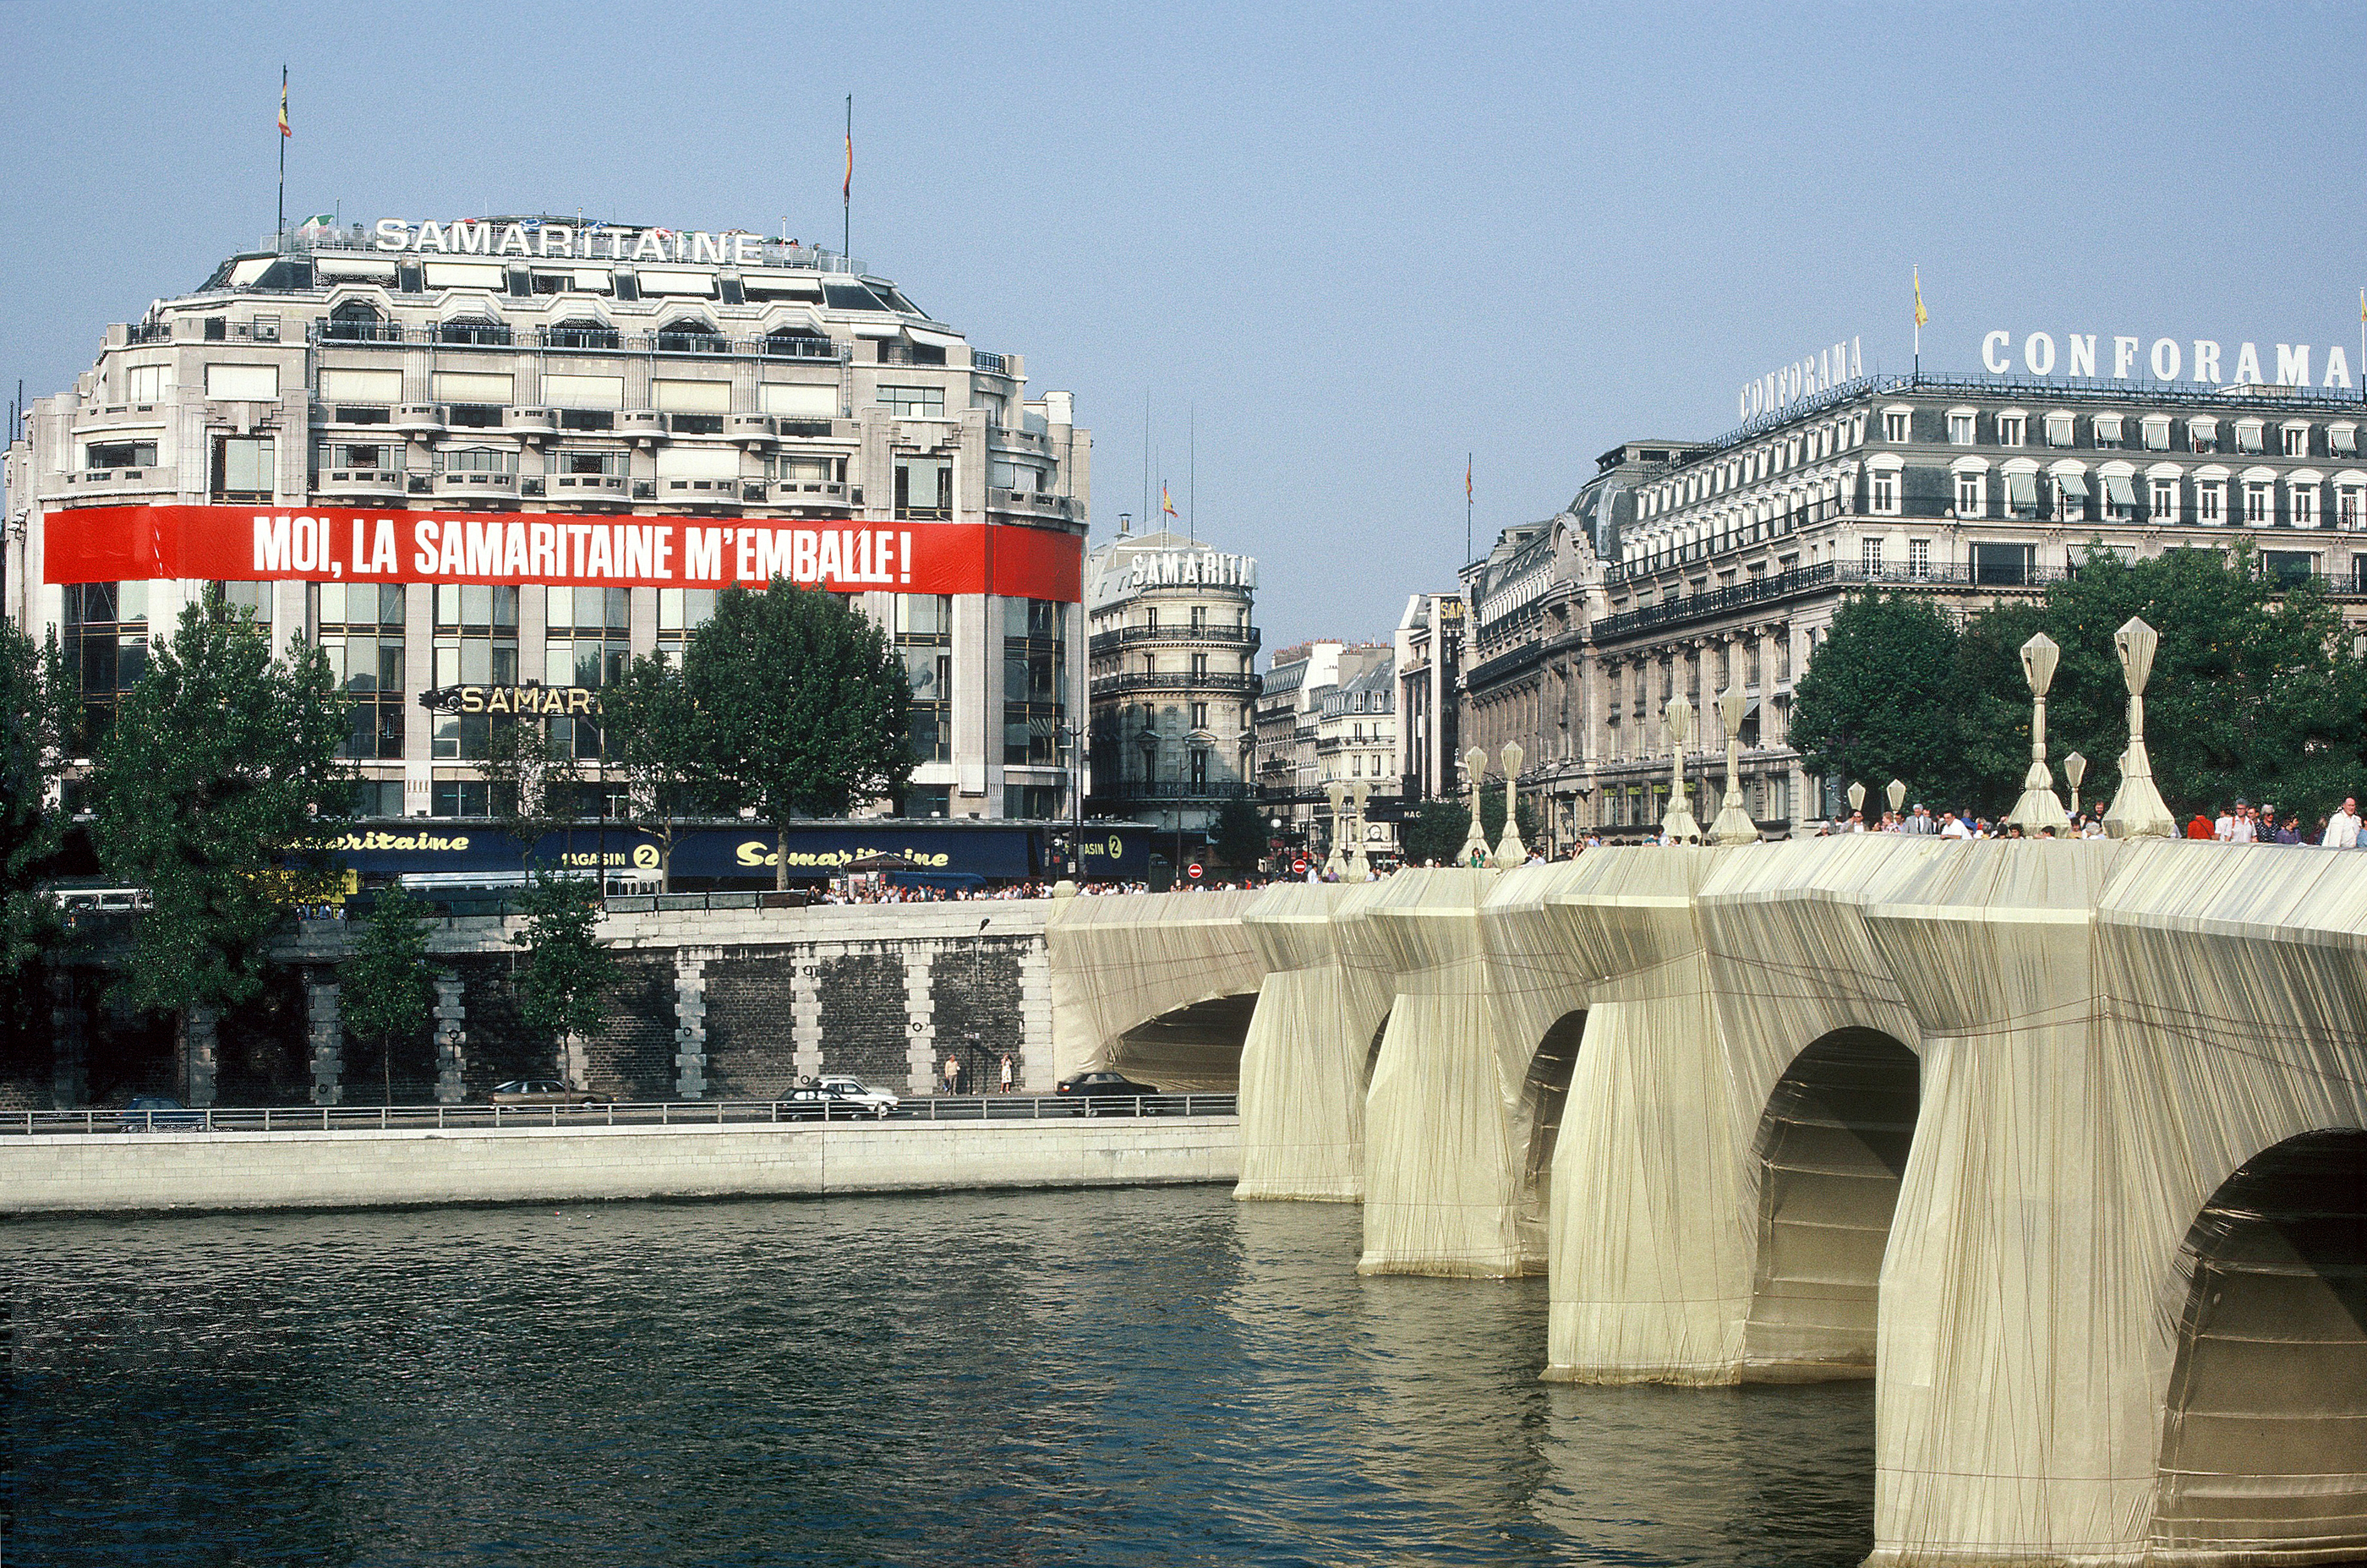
(1186, 862, 1204, 881)
(1292, 857, 1308, 873)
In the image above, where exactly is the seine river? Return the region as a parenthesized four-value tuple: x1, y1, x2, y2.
(7, 1187, 1872, 1565)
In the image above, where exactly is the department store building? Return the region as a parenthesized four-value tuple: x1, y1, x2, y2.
(1452, 363, 2367, 848)
(2, 216, 1091, 822)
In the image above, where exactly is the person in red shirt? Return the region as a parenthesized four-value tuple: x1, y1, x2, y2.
(2186, 811, 2215, 839)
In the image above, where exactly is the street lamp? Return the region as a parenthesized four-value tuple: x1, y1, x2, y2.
(2064, 751, 2086, 817)
(2009, 632, 2068, 830)
(1135, 723, 1162, 882)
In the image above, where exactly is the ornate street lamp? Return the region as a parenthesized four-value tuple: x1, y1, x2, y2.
(1710, 683, 1759, 845)
(1324, 780, 1348, 879)
(2064, 751, 2086, 817)
(1347, 780, 1371, 882)
(2102, 615, 2176, 838)
(1459, 746, 1490, 866)
(1887, 778, 1906, 818)
(2009, 632, 2068, 829)
(1494, 741, 1528, 867)
(1661, 693, 1703, 843)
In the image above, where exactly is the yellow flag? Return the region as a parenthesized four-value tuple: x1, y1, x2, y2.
(1914, 267, 1928, 330)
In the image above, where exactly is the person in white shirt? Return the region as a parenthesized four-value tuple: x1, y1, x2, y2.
(2327, 796, 2362, 850)
(2228, 802, 2257, 844)
(1939, 811, 1972, 840)
(2213, 806, 2235, 842)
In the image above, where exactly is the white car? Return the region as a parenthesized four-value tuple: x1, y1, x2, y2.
(779, 1075, 901, 1119)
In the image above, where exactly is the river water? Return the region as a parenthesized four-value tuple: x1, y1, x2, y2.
(7, 1187, 1872, 1565)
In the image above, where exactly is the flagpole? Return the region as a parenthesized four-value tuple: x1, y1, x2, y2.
(1465, 451, 1473, 565)
(276, 65, 287, 250)
(1912, 262, 1921, 380)
(842, 96, 852, 257)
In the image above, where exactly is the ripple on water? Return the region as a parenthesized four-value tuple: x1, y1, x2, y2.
(5, 1188, 1872, 1566)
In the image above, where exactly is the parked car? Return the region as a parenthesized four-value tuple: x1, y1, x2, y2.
(118, 1095, 205, 1132)
(1056, 1071, 1162, 1115)
(488, 1079, 612, 1106)
(779, 1076, 900, 1120)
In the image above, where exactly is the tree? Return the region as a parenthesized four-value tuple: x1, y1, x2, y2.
(480, 718, 577, 876)
(0, 623, 67, 981)
(1400, 797, 1474, 866)
(601, 653, 703, 890)
(1211, 795, 1266, 872)
(1788, 592, 1968, 809)
(339, 886, 435, 1106)
(680, 581, 913, 890)
(90, 602, 350, 1053)
(1976, 542, 2367, 822)
(509, 874, 617, 1071)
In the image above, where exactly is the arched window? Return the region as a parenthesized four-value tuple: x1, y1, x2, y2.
(323, 299, 388, 341)
(546, 317, 620, 351)
(656, 317, 724, 353)
(436, 315, 511, 347)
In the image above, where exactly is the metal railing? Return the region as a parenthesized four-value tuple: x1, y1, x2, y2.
(1089, 624, 1260, 653)
(1091, 671, 1260, 696)
(22, 1093, 1238, 1137)
(306, 320, 851, 361)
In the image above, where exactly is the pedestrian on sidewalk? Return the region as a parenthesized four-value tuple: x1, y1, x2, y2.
(1000, 1054, 1014, 1094)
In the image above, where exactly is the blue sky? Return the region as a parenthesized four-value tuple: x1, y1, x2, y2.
(5, 2, 2362, 653)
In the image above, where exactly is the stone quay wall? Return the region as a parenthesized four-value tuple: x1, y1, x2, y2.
(0, 1115, 1242, 1216)
(8, 903, 1056, 1110)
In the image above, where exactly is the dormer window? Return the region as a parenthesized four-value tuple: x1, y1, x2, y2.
(2046, 412, 2075, 447)
(656, 318, 725, 353)
(1996, 411, 2026, 447)
(2141, 416, 2171, 451)
(2281, 422, 2310, 457)
(1883, 407, 1911, 442)
(2236, 418, 2266, 455)
(1947, 409, 1976, 445)
(2093, 414, 2124, 449)
(547, 317, 620, 351)
(2189, 418, 2219, 453)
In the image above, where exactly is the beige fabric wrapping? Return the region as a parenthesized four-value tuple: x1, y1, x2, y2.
(1045, 891, 1267, 1084)
(1234, 882, 1393, 1201)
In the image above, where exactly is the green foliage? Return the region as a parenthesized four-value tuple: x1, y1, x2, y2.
(480, 718, 577, 871)
(339, 886, 434, 1105)
(1211, 795, 1266, 871)
(0, 623, 68, 979)
(680, 581, 913, 888)
(509, 875, 617, 1051)
(90, 602, 350, 1019)
(599, 654, 703, 888)
(1788, 593, 1969, 806)
(1400, 797, 1474, 866)
(1790, 547, 2367, 821)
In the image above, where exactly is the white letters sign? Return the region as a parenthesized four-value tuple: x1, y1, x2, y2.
(1980, 330, 2353, 390)
(1740, 337, 1863, 422)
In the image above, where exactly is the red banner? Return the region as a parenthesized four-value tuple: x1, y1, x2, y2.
(42, 504, 1083, 603)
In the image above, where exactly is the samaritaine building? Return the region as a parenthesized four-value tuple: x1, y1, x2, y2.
(3, 216, 1090, 822)
(1083, 522, 1260, 842)
(1458, 362, 2367, 844)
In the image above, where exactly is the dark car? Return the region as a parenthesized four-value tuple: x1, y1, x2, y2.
(1056, 1071, 1162, 1115)
(488, 1079, 612, 1106)
(119, 1095, 205, 1132)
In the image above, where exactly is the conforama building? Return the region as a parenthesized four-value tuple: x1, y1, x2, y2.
(2, 216, 1090, 822)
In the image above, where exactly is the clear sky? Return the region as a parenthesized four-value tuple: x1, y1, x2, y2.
(5, 2, 2362, 654)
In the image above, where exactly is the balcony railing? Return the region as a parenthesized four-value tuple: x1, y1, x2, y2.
(1092, 781, 1254, 802)
(1088, 624, 1260, 655)
(972, 351, 1009, 375)
(986, 488, 1078, 520)
(1091, 671, 1260, 697)
(306, 320, 850, 362)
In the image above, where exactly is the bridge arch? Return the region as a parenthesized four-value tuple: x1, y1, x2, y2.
(1743, 1026, 1920, 1380)
(1516, 1008, 1588, 1252)
(1108, 992, 1260, 1091)
(2151, 1126, 2367, 1559)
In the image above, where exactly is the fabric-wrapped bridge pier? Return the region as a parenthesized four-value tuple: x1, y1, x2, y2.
(1046, 838, 2367, 1568)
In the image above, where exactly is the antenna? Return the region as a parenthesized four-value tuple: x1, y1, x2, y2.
(1188, 403, 1196, 544)
(1140, 391, 1151, 538)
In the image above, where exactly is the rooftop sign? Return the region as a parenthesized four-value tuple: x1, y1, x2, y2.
(1739, 337, 1862, 422)
(1979, 331, 2355, 390)
(370, 220, 763, 266)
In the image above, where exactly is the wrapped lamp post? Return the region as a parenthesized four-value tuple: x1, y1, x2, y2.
(1887, 779, 1906, 818)
(1494, 742, 1528, 867)
(1661, 692, 1703, 843)
(1324, 781, 1348, 879)
(1709, 683, 1759, 844)
(2103, 615, 2178, 838)
(2008, 632, 2069, 830)
(1459, 746, 1490, 867)
(1347, 781, 1371, 882)
(2065, 751, 2086, 817)
(1847, 780, 1867, 827)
